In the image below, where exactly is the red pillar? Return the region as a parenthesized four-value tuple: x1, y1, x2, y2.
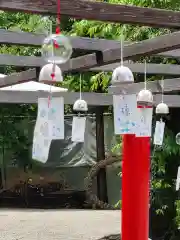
(121, 134, 150, 240)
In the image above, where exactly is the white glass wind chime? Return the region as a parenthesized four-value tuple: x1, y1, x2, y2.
(112, 33, 134, 84)
(112, 33, 137, 135)
(153, 79, 169, 146)
(135, 60, 153, 137)
(72, 75, 88, 142)
(112, 34, 153, 137)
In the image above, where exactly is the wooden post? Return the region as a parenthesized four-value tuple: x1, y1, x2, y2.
(95, 106, 108, 203)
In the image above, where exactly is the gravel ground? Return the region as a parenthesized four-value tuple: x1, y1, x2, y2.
(0, 209, 120, 240)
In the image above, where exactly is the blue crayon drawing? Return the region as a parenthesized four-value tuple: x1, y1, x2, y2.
(40, 109, 46, 118)
(118, 117, 136, 133)
(48, 107, 56, 120)
(120, 104, 130, 116)
(52, 126, 61, 137)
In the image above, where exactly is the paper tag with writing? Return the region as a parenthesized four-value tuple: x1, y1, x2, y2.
(113, 94, 137, 135)
(72, 116, 86, 142)
(176, 166, 180, 191)
(38, 97, 64, 140)
(32, 134, 51, 163)
(136, 108, 153, 137)
(32, 97, 64, 162)
(153, 121, 165, 145)
(48, 97, 64, 139)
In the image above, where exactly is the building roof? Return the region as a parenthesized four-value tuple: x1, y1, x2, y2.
(0, 81, 68, 92)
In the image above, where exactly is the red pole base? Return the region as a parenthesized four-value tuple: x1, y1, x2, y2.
(122, 134, 150, 240)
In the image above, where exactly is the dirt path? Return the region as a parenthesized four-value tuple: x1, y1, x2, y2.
(0, 209, 120, 240)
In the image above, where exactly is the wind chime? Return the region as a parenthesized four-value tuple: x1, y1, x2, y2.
(153, 79, 169, 146)
(137, 61, 153, 107)
(72, 75, 88, 142)
(39, 0, 72, 84)
(32, 0, 73, 163)
(112, 33, 134, 85)
(112, 32, 154, 240)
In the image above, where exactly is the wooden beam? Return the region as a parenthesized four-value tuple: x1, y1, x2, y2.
(90, 62, 180, 75)
(158, 50, 180, 58)
(1, 0, 180, 28)
(154, 95, 180, 107)
(0, 69, 36, 87)
(1, 54, 180, 76)
(1, 29, 180, 59)
(0, 53, 97, 72)
(102, 31, 180, 65)
(0, 90, 179, 107)
(2, 68, 179, 95)
(108, 77, 180, 95)
(1, 30, 180, 73)
(0, 91, 111, 105)
(0, 29, 122, 52)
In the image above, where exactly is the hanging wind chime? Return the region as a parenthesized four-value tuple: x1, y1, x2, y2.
(112, 32, 136, 136)
(72, 75, 88, 142)
(137, 61, 153, 107)
(112, 33, 134, 85)
(39, 0, 72, 107)
(136, 60, 153, 138)
(153, 79, 169, 146)
(39, 0, 72, 84)
(41, 0, 72, 66)
(32, 0, 71, 163)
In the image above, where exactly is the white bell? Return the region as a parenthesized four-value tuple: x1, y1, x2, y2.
(39, 63, 63, 83)
(111, 65, 134, 84)
(137, 89, 153, 106)
(156, 102, 169, 115)
(73, 99, 88, 112)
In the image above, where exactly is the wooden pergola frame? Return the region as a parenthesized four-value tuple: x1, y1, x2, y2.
(1, 1, 180, 148)
(1, 27, 180, 106)
(1, 0, 180, 28)
(1, 0, 180, 205)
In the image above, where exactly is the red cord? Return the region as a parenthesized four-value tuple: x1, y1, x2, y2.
(56, 0, 61, 34)
(48, 95, 51, 108)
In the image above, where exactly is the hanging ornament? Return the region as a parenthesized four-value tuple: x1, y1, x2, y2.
(41, 0, 72, 64)
(137, 60, 153, 106)
(153, 79, 168, 146)
(73, 75, 88, 113)
(112, 65, 134, 84)
(176, 133, 180, 145)
(39, 63, 63, 83)
(136, 60, 153, 137)
(111, 33, 134, 84)
(137, 89, 153, 106)
(155, 79, 169, 115)
(42, 34, 72, 64)
(156, 102, 169, 115)
(72, 75, 87, 142)
(73, 99, 88, 112)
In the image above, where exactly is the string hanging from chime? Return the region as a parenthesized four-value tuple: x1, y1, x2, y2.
(56, 0, 61, 34)
(50, 0, 61, 80)
(48, 0, 61, 107)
